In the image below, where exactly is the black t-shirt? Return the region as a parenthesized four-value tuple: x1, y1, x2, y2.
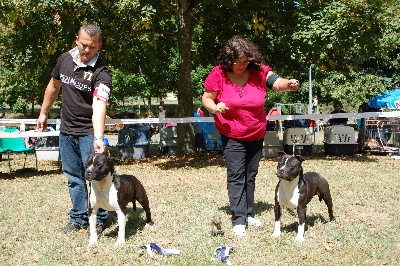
(329, 110, 348, 125)
(51, 48, 112, 135)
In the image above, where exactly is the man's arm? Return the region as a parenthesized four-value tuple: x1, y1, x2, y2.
(37, 78, 61, 131)
(92, 95, 107, 153)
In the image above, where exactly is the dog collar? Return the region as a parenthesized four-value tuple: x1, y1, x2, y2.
(140, 243, 180, 259)
(112, 172, 117, 182)
(211, 246, 235, 265)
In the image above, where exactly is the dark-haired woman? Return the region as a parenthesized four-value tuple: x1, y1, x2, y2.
(202, 35, 299, 237)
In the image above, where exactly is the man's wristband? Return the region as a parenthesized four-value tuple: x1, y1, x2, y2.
(94, 135, 104, 141)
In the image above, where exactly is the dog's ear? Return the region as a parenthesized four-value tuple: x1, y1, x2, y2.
(103, 147, 111, 158)
(296, 155, 306, 162)
(86, 152, 95, 164)
(277, 151, 285, 159)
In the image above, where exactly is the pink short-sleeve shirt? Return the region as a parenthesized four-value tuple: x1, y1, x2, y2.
(203, 64, 272, 141)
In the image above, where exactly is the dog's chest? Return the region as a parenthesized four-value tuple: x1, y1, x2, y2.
(277, 178, 300, 210)
(90, 176, 120, 211)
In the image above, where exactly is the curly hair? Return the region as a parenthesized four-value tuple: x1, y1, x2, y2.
(217, 35, 264, 72)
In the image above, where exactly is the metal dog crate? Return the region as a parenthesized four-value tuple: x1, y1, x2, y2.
(359, 117, 400, 154)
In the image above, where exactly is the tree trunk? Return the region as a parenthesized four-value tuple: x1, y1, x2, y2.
(176, 0, 195, 154)
(30, 101, 35, 117)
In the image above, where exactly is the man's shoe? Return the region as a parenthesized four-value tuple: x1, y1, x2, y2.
(62, 222, 81, 233)
(87, 223, 105, 235)
(247, 216, 262, 227)
(233, 224, 246, 237)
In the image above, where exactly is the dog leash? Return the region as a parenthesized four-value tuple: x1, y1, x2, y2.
(290, 85, 302, 156)
(140, 243, 180, 259)
(211, 246, 235, 265)
(292, 111, 298, 156)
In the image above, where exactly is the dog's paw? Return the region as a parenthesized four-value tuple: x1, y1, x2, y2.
(295, 235, 304, 243)
(89, 240, 97, 246)
(271, 231, 280, 239)
(89, 235, 98, 246)
(144, 222, 153, 228)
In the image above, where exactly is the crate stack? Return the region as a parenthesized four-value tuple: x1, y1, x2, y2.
(159, 126, 178, 156)
(262, 131, 281, 157)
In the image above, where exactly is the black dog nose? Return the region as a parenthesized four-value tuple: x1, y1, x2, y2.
(85, 169, 92, 179)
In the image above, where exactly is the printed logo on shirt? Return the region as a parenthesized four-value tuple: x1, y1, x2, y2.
(84, 71, 94, 81)
(60, 74, 91, 92)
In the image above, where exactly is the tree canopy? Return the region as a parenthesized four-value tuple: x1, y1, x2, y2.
(0, 0, 399, 152)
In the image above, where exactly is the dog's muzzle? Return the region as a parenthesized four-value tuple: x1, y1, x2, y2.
(277, 170, 295, 181)
(85, 165, 94, 181)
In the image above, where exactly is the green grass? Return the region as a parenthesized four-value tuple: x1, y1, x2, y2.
(0, 145, 399, 265)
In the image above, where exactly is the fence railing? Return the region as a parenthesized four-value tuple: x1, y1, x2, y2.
(0, 111, 399, 131)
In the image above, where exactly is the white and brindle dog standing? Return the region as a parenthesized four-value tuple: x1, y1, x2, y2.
(85, 151, 153, 246)
(271, 154, 334, 242)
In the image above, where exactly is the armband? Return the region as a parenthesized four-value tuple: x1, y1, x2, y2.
(93, 83, 110, 102)
(266, 73, 280, 89)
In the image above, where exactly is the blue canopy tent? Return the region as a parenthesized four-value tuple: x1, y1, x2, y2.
(368, 88, 400, 109)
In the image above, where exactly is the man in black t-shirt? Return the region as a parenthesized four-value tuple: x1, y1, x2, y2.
(329, 101, 348, 125)
(37, 24, 112, 234)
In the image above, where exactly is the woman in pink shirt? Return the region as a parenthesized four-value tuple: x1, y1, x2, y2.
(202, 35, 299, 237)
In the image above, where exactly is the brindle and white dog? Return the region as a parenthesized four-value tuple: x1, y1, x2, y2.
(85, 151, 153, 246)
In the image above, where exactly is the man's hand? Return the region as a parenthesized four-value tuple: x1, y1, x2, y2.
(37, 113, 48, 132)
(94, 139, 105, 154)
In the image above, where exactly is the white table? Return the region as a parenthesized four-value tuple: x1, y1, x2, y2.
(0, 130, 60, 139)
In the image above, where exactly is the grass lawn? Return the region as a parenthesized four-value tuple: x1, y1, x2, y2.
(0, 141, 399, 265)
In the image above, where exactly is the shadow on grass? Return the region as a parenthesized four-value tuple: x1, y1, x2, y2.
(8, 143, 384, 178)
(115, 152, 226, 170)
(279, 213, 329, 235)
(0, 166, 61, 180)
(102, 206, 149, 240)
(218, 201, 274, 218)
(111, 143, 384, 171)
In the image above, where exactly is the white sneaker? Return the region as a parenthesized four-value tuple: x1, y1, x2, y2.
(247, 216, 262, 227)
(233, 224, 246, 236)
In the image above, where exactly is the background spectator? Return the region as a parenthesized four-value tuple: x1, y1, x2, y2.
(329, 101, 348, 125)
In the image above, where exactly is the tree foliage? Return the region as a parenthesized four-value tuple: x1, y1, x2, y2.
(0, 0, 399, 150)
(291, 0, 400, 108)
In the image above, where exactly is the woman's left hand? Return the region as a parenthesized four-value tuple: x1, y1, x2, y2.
(288, 79, 300, 91)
